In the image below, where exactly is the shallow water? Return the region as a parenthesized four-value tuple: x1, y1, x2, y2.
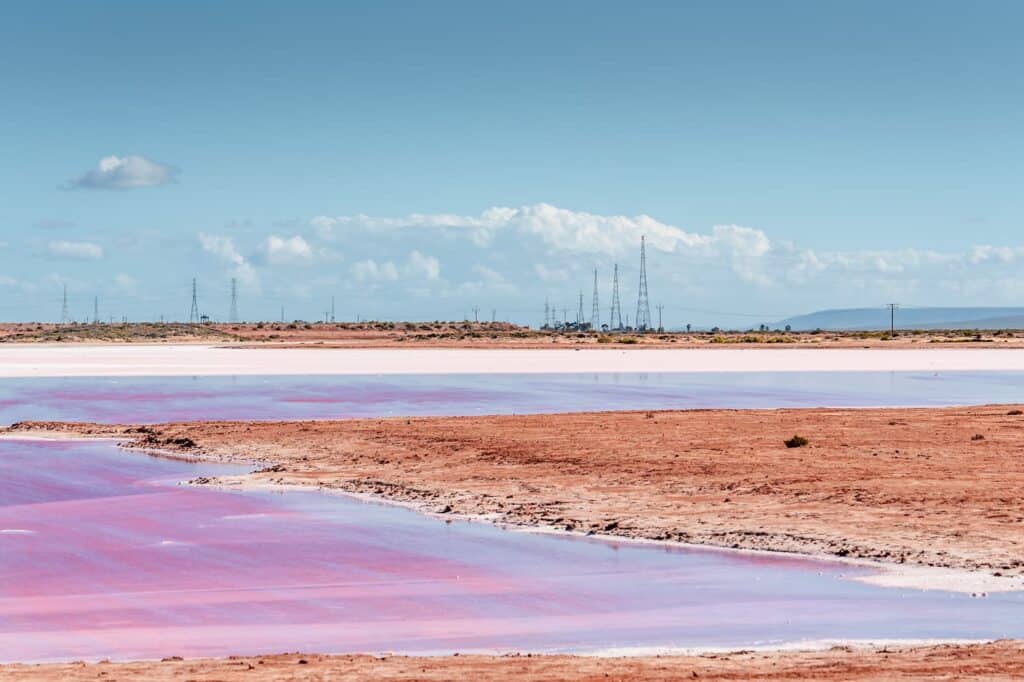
(2, 439, 1022, 662)
(1, 371, 1023, 424)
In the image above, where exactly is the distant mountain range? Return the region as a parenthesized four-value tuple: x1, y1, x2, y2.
(772, 307, 1024, 331)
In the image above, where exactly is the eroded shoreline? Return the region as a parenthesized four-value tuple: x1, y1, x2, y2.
(4, 642, 1024, 681)
(9, 403, 1023, 592)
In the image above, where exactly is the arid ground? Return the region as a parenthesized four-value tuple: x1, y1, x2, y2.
(6, 404, 1024, 678)
(11, 404, 1024, 585)
(4, 642, 1024, 681)
(1, 320, 1022, 348)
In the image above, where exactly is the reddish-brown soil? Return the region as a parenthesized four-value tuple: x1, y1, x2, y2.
(0, 321, 1021, 348)
(4, 642, 1024, 681)
(13, 404, 1024, 578)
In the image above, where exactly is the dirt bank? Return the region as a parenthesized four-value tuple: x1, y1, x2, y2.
(2, 320, 1023, 348)
(3, 642, 1024, 681)
(11, 404, 1024, 586)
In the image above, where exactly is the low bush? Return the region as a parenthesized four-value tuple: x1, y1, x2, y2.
(784, 435, 809, 448)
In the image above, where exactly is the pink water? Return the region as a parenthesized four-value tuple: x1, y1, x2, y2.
(3, 372, 1024, 424)
(2, 439, 1022, 662)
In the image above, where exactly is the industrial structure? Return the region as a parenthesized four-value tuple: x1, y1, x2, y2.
(229, 278, 239, 323)
(189, 278, 200, 324)
(540, 236, 657, 333)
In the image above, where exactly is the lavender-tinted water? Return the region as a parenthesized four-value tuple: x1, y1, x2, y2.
(1, 371, 1023, 424)
(2, 439, 1022, 662)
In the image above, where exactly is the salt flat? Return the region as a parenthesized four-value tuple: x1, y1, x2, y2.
(0, 344, 1022, 377)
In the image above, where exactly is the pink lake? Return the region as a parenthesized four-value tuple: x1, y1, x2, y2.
(2, 439, 1022, 662)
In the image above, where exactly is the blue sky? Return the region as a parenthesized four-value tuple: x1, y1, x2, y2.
(2, 1, 1023, 326)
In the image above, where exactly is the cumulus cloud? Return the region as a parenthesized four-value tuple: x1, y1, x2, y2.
(66, 155, 177, 190)
(47, 240, 103, 260)
(350, 252, 442, 283)
(534, 263, 569, 283)
(304, 203, 1024, 305)
(198, 233, 259, 290)
(262, 235, 313, 264)
(311, 203, 703, 255)
(406, 250, 440, 280)
(351, 259, 399, 282)
(310, 204, 999, 288)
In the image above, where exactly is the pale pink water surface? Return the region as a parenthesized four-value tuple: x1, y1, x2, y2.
(2, 439, 1022, 662)
(3, 372, 1024, 424)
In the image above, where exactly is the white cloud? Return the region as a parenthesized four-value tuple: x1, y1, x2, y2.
(310, 203, 1024, 304)
(262, 235, 313, 264)
(311, 203, 702, 255)
(198, 233, 259, 290)
(67, 155, 177, 190)
(471, 264, 506, 284)
(350, 251, 440, 283)
(351, 259, 399, 282)
(406, 250, 440, 280)
(47, 240, 103, 260)
(534, 263, 569, 283)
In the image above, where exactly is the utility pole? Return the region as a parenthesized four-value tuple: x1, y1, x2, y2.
(491, 309, 496, 323)
(93, 296, 99, 325)
(656, 304, 664, 332)
(562, 308, 568, 327)
(280, 305, 285, 323)
(886, 303, 899, 336)
(591, 268, 600, 329)
(472, 306, 479, 323)
(60, 284, 70, 325)
(330, 296, 335, 323)
(229, 278, 238, 323)
(189, 278, 200, 325)
(577, 291, 584, 327)
(635, 235, 651, 331)
(543, 298, 550, 328)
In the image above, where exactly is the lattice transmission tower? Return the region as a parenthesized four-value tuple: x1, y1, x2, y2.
(229, 278, 238, 323)
(635, 235, 651, 331)
(609, 264, 623, 330)
(590, 268, 600, 329)
(576, 291, 584, 326)
(189, 278, 200, 324)
(60, 285, 70, 324)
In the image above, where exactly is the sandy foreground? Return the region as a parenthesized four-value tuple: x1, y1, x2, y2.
(2, 344, 1024, 377)
(6, 405, 1024, 679)
(4, 642, 1024, 681)
(12, 405, 1024, 591)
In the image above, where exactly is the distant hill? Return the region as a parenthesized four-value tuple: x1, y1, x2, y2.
(773, 307, 1024, 331)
